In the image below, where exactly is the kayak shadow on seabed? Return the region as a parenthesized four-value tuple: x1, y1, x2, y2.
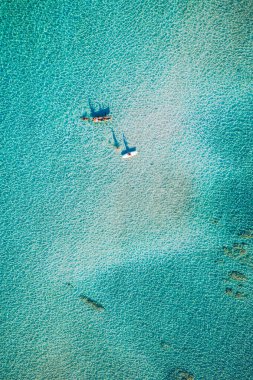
(110, 128, 121, 150)
(109, 130, 138, 158)
(88, 99, 110, 118)
(80, 99, 112, 122)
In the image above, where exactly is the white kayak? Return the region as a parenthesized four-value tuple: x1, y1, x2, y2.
(121, 149, 138, 159)
(121, 134, 138, 159)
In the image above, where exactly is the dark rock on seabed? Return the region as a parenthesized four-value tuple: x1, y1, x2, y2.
(239, 229, 253, 239)
(228, 271, 248, 282)
(167, 368, 195, 380)
(225, 287, 248, 300)
(79, 294, 105, 312)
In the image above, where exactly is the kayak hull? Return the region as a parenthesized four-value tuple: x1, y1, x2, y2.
(121, 149, 138, 159)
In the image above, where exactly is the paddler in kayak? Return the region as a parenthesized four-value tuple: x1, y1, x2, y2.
(92, 115, 112, 123)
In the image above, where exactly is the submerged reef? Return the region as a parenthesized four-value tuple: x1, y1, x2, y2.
(221, 231, 252, 299)
(168, 368, 194, 380)
(160, 340, 172, 351)
(214, 258, 225, 264)
(225, 287, 233, 296)
(239, 229, 253, 239)
(223, 242, 253, 268)
(228, 271, 248, 282)
(79, 294, 105, 312)
(223, 269, 249, 300)
(225, 287, 248, 300)
(234, 291, 248, 300)
(223, 243, 247, 258)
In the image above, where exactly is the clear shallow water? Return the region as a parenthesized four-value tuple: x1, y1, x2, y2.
(1, 0, 253, 379)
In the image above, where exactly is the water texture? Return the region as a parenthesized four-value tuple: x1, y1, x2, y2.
(1, 0, 253, 379)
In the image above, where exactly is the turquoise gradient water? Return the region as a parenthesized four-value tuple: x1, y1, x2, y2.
(1, 0, 253, 379)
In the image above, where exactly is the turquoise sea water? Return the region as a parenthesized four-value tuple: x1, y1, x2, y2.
(1, 0, 253, 379)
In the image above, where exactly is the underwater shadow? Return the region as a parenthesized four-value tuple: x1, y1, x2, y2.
(121, 133, 138, 158)
(89, 99, 110, 117)
(111, 128, 121, 149)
